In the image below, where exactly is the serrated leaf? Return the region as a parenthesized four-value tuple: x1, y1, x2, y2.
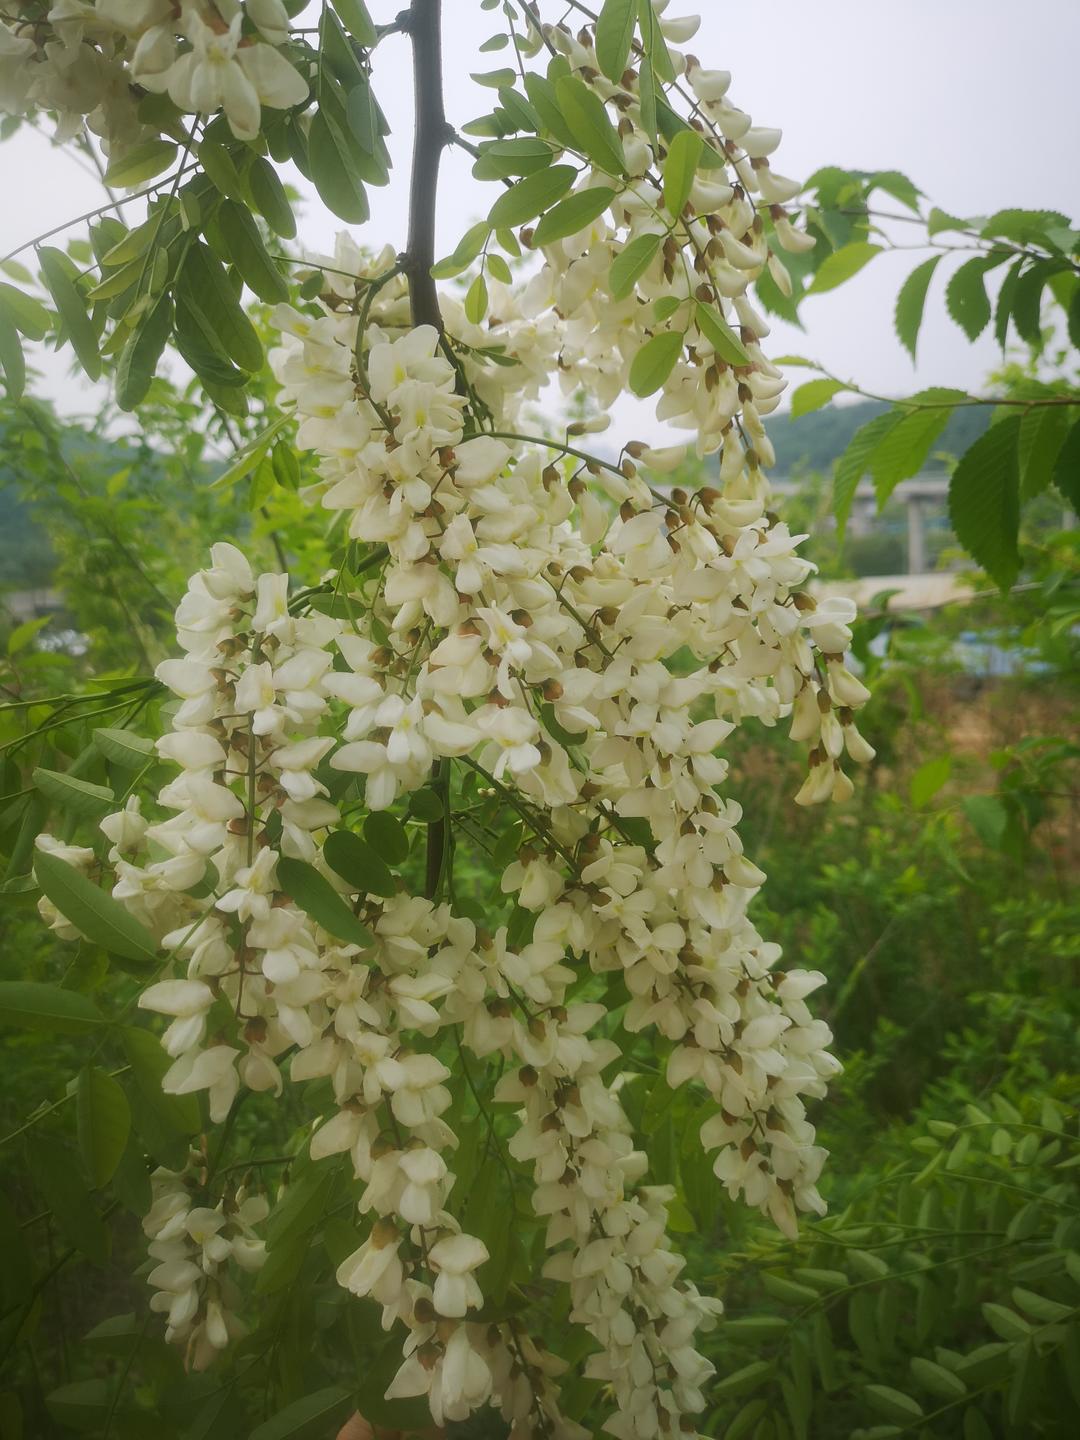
(694, 301, 749, 365)
(0, 980, 104, 1033)
(994, 255, 1026, 348)
(488, 165, 577, 229)
(33, 767, 115, 821)
(833, 410, 905, 538)
(77, 1067, 131, 1189)
(533, 186, 615, 246)
(1011, 259, 1062, 345)
(870, 397, 959, 504)
(628, 329, 684, 396)
(895, 254, 943, 361)
(790, 378, 847, 418)
(595, 0, 637, 81)
(663, 128, 702, 219)
(34, 850, 159, 964)
(38, 246, 101, 381)
(868, 169, 923, 212)
(1053, 417, 1080, 513)
(946, 255, 1000, 340)
(323, 830, 395, 898)
(610, 232, 660, 299)
(807, 241, 882, 294)
(947, 415, 1021, 588)
(555, 75, 626, 175)
(1018, 404, 1071, 499)
(276, 856, 375, 946)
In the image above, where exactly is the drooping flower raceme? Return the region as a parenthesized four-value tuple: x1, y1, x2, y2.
(20, 5, 876, 1438)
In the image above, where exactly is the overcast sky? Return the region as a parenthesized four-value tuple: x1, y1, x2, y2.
(3, 0, 1079, 433)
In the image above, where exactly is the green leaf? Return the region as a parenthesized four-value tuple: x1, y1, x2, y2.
(864, 1385, 924, 1423)
(533, 186, 615, 246)
(636, 0, 674, 81)
(487, 165, 577, 229)
(486, 252, 512, 284)
(628, 329, 684, 396)
(180, 243, 263, 373)
(895, 254, 943, 361)
(34, 850, 159, 964)
(554, 76, 626, 175)
(307, 111, 369, 224)
(1017, 404, 1071, 499)
(276, 856, 375, 946)
(323, 830, 395, 898)
(92, 727, 155, 770)
(610, 232, 660, 299)
(663, 128, 702, 219)
(962, 794, 1009, 850)
(330, 0, 377, 44)
(694, 301, 750, 365)
(431, 221, 491, 280)
(869, 395, 960, 504)
(77, 1066, 131, 1189)
(947, 414, 1022, 588)
(868, 169, 923, 213)
(946, 255, 1001, 340)
(464, 272, 488, 324)
(33, 767, 115, 822)
(595, 0, 637, 81)
(1052, 417, 1080, 513)
(363, 811, 409, 865)
(522, 73, 579, 152)
(105, 139, 178, 189)
(833, 410, 904, 538)
(910, 755, 951, 808)
(638, 57, 657, 143)
(248, 155, 296, 239)
(249, 1386, 354, 1440)
(790, 378, 847, 418)
(38, 246, 101, 381)
(407, 788, 444, 822)
(910, 1356, 967, 1400)
(115, 294, 173, 411)
(0, 981, 104, 1034)
(197, 138, 248, 202)
(209, 417, 289, 490)
(712, 1360, 774, 1398)
(29, 1137, 110, 1264)
(0, 309, 24, 399)
(1011, 259, 1060, 345)
(0, 281, 50, 339)
(121, 1026, 200, 1142)
(216, 202, 289, 304)
(807, 241, 883, 294)
(472, 138, 554, 181)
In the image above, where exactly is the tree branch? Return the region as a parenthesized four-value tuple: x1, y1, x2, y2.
(404, 0, 449, 331)
(402, 0, 452, 896)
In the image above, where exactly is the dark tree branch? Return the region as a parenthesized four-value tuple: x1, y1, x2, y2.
(402, 0, 452, 897)
(403, 0, 450, 331)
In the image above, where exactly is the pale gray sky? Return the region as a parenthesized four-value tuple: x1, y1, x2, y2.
(4, 0, 1079, 432)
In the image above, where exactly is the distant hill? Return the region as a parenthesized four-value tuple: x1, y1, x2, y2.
(768, 398, 991, 476)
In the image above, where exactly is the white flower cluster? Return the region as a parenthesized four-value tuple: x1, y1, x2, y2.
(30, 5, 876, 1436)
(0, 0, 306, 152)
(142, 1161, 268, 1371)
